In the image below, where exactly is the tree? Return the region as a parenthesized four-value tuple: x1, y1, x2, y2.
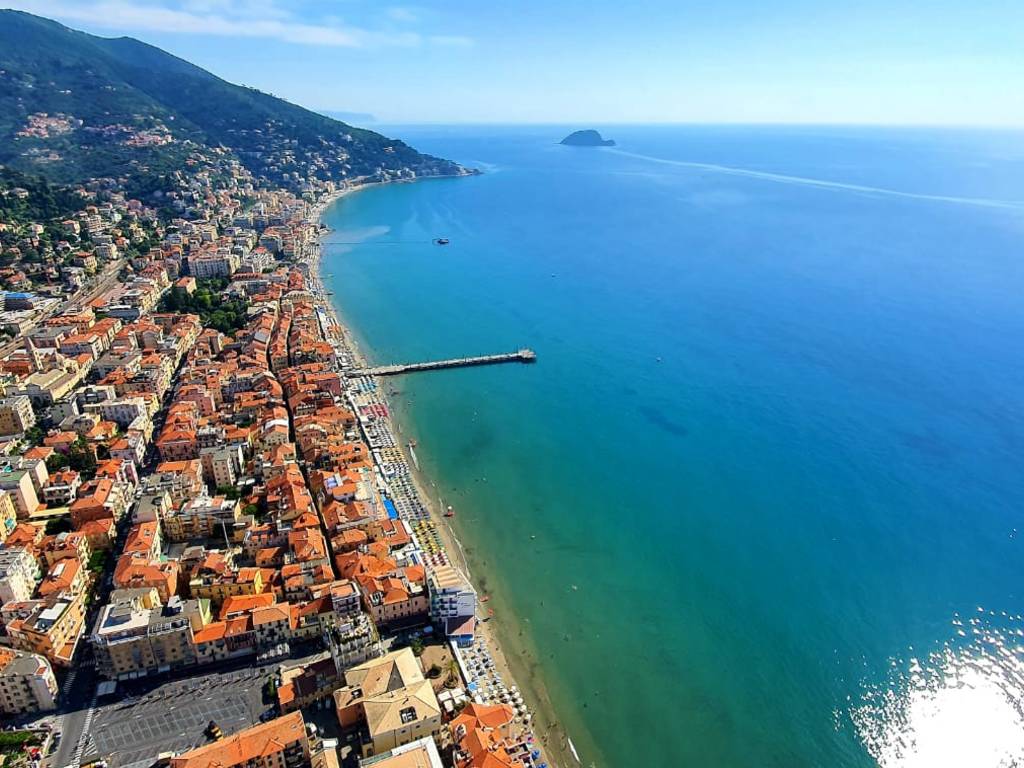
(45, 517, 73, 535)
(46, 452, 70, 473)
(216, 485, 242, 501)
(68, 437, 97, 479)
(25, 425, 45, 446)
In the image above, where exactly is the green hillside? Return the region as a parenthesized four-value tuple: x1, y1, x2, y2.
(0, 11, 466, 188)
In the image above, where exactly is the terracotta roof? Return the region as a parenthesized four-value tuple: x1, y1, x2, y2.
(168, 710, 307, 768)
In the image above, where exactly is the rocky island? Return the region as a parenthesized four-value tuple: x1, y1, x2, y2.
(560, 129, 616, 147)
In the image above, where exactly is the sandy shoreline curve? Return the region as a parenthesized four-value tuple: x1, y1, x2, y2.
(309, 179, 584, 768)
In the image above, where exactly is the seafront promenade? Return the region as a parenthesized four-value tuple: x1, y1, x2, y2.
(306, 191, 563, 768)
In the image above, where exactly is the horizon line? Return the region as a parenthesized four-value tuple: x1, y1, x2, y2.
(322, 117, 1024, 131)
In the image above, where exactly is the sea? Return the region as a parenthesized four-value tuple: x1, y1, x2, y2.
(320, 125, 1024, 768)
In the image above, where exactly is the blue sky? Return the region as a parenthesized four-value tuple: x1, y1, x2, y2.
(6, 0, 1024, 125)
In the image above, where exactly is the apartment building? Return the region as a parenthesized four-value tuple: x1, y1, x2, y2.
(162, 494, 241, 542)
(5, 594, 86, 667)
(0, 547, 41, 604)
(92, 591, 211, 680)
(0, 470, 40, 519)
(427, 565, 477, 647)
(0, 647, 58, 715)
(0, 491, 17, 542)
(42, 469, 81, 507)
(0, 395, 35, 436)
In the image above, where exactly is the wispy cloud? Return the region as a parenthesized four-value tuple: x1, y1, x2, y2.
(6, 0, 470, 48)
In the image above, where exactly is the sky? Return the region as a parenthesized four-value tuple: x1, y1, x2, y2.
(5, 0, 1024, 125)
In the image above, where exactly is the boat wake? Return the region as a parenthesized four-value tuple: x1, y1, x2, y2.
(608, 149, 1024, 211)
(849, 608, 1024, 768)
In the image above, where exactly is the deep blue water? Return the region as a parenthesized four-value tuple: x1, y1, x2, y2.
(322, 126, 1024, 767)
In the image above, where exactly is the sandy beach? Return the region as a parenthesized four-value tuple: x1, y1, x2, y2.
(309, 182, 580, 768)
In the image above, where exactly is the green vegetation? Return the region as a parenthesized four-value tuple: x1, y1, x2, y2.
(44, 517, 73, 535)
(0, 10, 465, 190)
(216, 485, 243, 501)
(24, 426, 45, 447)
(159, 278, 249, 335)
(0, 731, 39, 748)
(262, 676, 278, 703)
(0, 167, 84, 224)
(88, 550, 110, 574)
(410, 637, 425, 657)
(45, 437, 98, 479)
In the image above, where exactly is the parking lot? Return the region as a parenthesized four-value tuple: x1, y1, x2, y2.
(78, 666, 270, 768)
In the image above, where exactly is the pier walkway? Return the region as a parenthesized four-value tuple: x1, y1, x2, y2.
(347, 348, 536, 378)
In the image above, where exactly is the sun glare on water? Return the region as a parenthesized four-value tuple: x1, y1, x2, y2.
(852, 609, 1024, 768)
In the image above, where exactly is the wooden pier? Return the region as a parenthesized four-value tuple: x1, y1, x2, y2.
(347, 348, 536, 378)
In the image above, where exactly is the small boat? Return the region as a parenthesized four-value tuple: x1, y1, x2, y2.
(444, 505, 455, 518)
(433, 237, 450, 245)
(408, 439, 417, 448)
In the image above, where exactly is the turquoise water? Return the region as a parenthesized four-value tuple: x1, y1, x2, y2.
(322, 126, 1024, 767)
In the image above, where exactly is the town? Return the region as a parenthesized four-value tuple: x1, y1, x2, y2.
(0, 158, 547, 768)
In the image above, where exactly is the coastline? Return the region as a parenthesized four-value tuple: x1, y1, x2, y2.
(307, 180, 580, 768)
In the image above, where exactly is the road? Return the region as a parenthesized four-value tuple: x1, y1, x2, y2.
(0, 259, 124, 359)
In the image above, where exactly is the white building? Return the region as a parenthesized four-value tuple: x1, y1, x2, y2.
(0, 548, 42, 605)
(85, 396, 151, 430)
(189, 252, 239, 279)
(427, 565, 476, 622)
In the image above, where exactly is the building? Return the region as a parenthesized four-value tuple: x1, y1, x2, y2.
(277, 656, 340, 714)
(449, 702, 523, 768)
(427, 565, 477, 646)
(0, 491, 17, 542)
(0, 395, 35, 436)
(334, 648, 442, 758)
(170, 710, 310, 768)
(0, 647, 58, 715)
(42, 470, 81, 507)
(358, 737, 444, 768)
(40, 531, 90, 568)
(142, 460, 204, 504)
(188, 252, 240, 279)
(0, 470, 40, 519)
(162, 494, 241, 542)
(325, 610, 381, 677)
(85, 396, 151, 430)
(0, 546, 41, 604)
(69, 478, 128, 527)
(91, 591, 210, 680)
(15, 369, 80, 407)
(37, 557, 87, 599)
(4, 594, 86, 667)
(199, 445, 244, 489)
